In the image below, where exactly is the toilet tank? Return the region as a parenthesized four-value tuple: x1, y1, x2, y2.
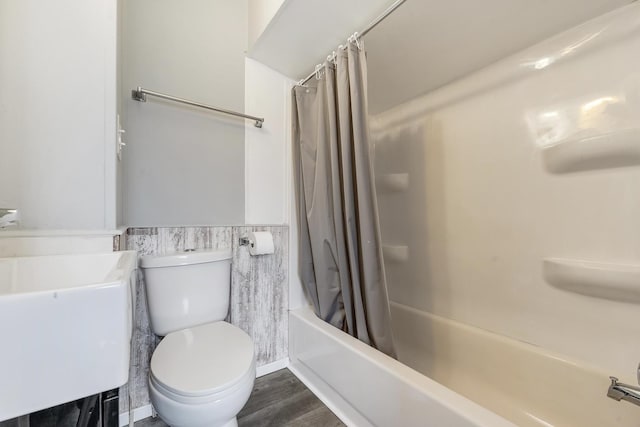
(140, 249, 232, 336)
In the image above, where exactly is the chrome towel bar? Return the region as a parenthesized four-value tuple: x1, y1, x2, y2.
(131, 86, 264, 128)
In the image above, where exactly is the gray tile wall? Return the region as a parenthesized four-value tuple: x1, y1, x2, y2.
(119, 226, 288, 413)
(231, 227, 289, 366)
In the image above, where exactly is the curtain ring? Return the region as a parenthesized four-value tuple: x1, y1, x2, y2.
(352, 32, 362, 50)
(330, 51, 337, 66)
(347, 32, 359, 49)
(314, 63, 323, 80)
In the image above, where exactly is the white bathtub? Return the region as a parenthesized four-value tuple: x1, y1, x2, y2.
(393, 302, 640, 427)
(289, 305, 638, 426)
(289, 307, 515, 427)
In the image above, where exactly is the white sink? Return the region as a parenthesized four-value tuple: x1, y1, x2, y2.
(0, 251, 137, 421)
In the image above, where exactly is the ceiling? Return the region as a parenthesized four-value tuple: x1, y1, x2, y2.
(365, 0, 633, 114)
(248, 0, 395, 79)
(248, 0, 633, 114)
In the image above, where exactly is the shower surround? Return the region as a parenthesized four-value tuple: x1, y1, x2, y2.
(283, 3, 640, 427)
(120, 225, 288, 413)
(371, 2, 640, 377)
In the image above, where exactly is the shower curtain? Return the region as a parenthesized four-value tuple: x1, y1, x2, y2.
(292, 40, 395, 357)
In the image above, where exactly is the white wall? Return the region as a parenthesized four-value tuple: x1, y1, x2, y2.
(365, 0, 631, 114)
(248, 0, 285, 49)
(0, 231, 118, 257)
(244, 58, 291, 225)
(371, 4, 640, 375)
(243, 57, 308, 309)
(115, 0, 125, 227)
(0, 0, 118, 230)
(122, 0, 248, 227)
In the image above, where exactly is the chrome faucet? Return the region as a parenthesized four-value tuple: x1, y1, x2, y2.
(607, 364, 640, 407)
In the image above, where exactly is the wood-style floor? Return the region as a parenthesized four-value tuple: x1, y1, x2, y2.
(136, 369, 345, 427)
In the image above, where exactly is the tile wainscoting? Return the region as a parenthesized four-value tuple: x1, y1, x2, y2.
(120, 225, 289, 413)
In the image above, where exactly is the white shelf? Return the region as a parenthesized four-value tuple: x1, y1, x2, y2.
(382, 245, 409, 263)
(543, 258, 640, 303)
(376, 173, 409, 193)
(541, 128, 640, 173)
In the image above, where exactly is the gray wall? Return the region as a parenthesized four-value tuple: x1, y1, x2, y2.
(122, 0, 248, 226)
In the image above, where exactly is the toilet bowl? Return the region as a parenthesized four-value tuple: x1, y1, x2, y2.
(149, 322, 255, 427)
(140, 250, 255, 427)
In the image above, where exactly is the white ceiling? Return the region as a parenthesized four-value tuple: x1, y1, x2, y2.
(366, 0, 632, 114)
(248, 0, 395, 79)
(249, 0, 632, 114)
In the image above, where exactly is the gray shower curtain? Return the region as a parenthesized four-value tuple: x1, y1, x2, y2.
(292, 41, 395, 357)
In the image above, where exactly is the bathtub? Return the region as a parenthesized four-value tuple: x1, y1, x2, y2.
(289, 307, 514, 427)
(289, 305, 638, 426)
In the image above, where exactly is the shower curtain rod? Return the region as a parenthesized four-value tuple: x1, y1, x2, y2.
(297, 0, 408, 86)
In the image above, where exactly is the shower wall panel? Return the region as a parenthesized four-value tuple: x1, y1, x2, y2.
(371, 4, 640, 376)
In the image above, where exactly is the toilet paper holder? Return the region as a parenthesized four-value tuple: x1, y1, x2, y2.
(239, 232, 275, 256)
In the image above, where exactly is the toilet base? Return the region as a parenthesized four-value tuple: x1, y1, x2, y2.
(221, 419, 238, 427)
(148, 359, 255, 427)
(153, 413, 237, 427)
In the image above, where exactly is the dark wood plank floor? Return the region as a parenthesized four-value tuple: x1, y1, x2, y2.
(136, 369, 345, 427)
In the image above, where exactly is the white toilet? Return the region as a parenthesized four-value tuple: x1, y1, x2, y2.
(140, 249, 255, 427)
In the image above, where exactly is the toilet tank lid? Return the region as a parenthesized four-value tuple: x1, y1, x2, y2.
(140, 249, 232, 269)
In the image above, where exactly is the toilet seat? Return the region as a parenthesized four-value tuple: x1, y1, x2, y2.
(150, 321, 255, 399)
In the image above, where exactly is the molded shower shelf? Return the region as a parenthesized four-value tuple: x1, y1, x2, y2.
(376, 173, 409, 193)
(542, 258, 640, 303)
(382, 245, 409, 263)
(541, 128, 640, 173)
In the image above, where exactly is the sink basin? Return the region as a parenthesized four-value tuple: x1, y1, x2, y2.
(0, 251, 137, 421)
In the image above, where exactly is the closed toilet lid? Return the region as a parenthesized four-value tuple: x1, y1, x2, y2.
(151, 322, 255, 397)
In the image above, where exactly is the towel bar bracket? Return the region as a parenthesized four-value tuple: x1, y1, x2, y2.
(131, 89, 147, 102)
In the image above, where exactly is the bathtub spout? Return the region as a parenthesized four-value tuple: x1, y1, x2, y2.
(607, 377, 640, 407)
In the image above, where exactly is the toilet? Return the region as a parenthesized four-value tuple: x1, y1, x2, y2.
(140, 249, 255, 427)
